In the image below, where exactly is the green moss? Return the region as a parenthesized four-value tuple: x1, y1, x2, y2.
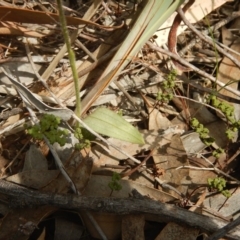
(27, 114, 69, 146)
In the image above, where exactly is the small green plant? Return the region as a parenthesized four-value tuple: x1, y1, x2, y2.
(27, 114, 91, 149)
(210, 96, 235, 122)
(74, 126, 91, 150)
(190, 118, 214, 146)
(108, 172, 122, 195)
(208, 177, 231, 198)
(226, 119, 240, 140)
(27, 114, 69, 146)
(208, 95, 240, 140)
(156, 92, 173, 103)
(212, 148, 224, 159)
(117, 109, 123, 116)
(156, 69, 176, 103)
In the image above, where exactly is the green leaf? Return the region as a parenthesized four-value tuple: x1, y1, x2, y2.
(81, 0, 185, 114)
(83, 107, 144, 144)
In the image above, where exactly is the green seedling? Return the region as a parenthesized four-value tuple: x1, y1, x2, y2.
(156, 92, 173, 103)
(210, 96, 235, 122)
(190, 118, 214, 146)
(208, 177, 231, 198)
(156, 69, 176, 103)
(191, 118, 227, 165)
(108, 172, 122, 195)
(221, 190, 232, 198)
(212, 148, 224, 159)
(27, 114, 92, 149)
(27, 114, 69, 146)
(74, 126, 91, 150)
(208, 95, 240, 140)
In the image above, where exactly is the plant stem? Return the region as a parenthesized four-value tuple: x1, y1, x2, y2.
(56, 0, 81, 118)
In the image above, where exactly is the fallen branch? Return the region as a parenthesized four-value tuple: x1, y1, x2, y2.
(0, 180, 239, 240)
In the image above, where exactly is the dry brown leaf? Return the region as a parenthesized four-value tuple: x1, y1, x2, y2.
(203, 187, 240, 221)
(1, 151, 92, 238)
(54, 214, 84, 240)
(122, 215, 145, 240)
(155, 222, 199, 240)
(155, 0, 227, 45)
(181, 132, 206, 154)
(6, 170, 60, 189)
(90, 130, 183, 172)
(0, 155, 9, 174)
(83, 175, 176, 202)
(1, 114, 20, 128)
(0, 21, 45, 37)
(148, 107, 171, 130)
(0, 6, 115, 27)
(23, 144, 48, 171)
(42, 152, 93, 193)
(0, 206, 57, 240)
(154, 134, 189, 198)
(81, 175, 176, 240)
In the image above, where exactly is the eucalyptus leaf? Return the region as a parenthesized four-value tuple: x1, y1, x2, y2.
(83, 108, 144, 144)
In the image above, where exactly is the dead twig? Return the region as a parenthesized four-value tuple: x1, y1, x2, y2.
(177, 7, 240, 70)
(0, 179, 240, 240)
(146, 41, 240, 98)
(168, 0, 194, 71)
(206, 215, 240, 240)
(120, 149, 154, 178)
(179, 10, 240, 58)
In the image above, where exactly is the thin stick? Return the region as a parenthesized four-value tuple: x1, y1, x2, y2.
(147, 41, 240, 98)
(120, 149, 154, 178)
(1, 179, 240, 240)
(25, 42, 63, 107)
(179, 11, 240, 57)
(206, 215, 240, 240)
(177, 7, 240, 70)
(75, 39, 97, 62)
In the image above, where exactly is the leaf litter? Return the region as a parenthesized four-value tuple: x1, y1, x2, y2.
(0, 0, 240, 239)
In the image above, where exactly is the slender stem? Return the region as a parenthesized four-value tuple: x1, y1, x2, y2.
(56, 0, 81, 118)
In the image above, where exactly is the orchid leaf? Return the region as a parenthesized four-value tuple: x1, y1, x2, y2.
(83, 108, 144, 144)
(81, 0, 185, 114)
